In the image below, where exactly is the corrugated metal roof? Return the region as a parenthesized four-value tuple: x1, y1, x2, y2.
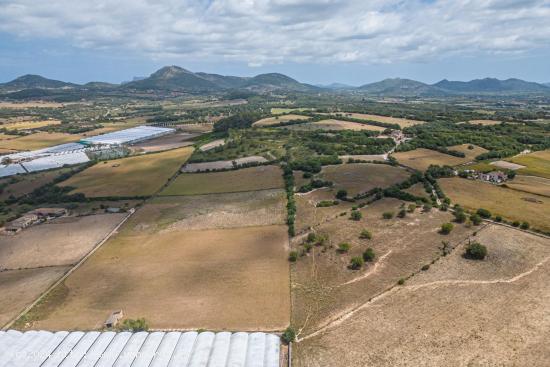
(0, 330, 281, 367)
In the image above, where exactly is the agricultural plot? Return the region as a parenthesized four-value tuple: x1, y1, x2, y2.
(294, 225, 550, 366)
(403, 182, 430, 199)
(283, 119, 385, 132)
(507, 149, 550, 178)
(0, 132, 83, 151)
(253, 114, 309, 127)
(0, 101, 65, 108)
(291, 198, 476, 337)
(19, 223, 290, 331)
(271, 108, 311, 115)
(182, 156, 268, 172)
(393, 148, 472, 171)
(334, 113, 426, 128)
(0, 167, 72, 200)
(440, 177, 550, 231)
(505, 175, 550, 197)
(447, 143, 488, 161)
(1, 119, 61, 130)
(162, 165, 283, 195)
(319, 163, 409, 196)
(199, 138, 226, 151)
(130, 132, 196, 153)
(294, 189, 355, 233)
(132, 189, 286, 231)
(490, 160, 525, 170)
(338, 154, 387, 163)
(467, 119, 502, 125)
(59, 147, 193, 197)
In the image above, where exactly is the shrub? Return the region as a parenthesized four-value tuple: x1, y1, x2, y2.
(288, 251, 298, 262)
(407, 204, 416, 213)
(282, 327, 296, 344)
(495, 215, 503, 222)
(470, 214, 482, 225)
(382, 211, 394, 219)
(512, 221, 520, 227)
(349, 256, 364, 270)
(120, 318, 148, 332)
(520, 222, 530, 230)
(363, 247, 375, 262)
(440, 222, 454, 235)
(303, 243, 313, 253)
(397, 209, 407, 218)
(397, 278, 405, 285)
(350, 210, 362, 221)
(476, 208, 492, 219)
(423, 203, 432, 212)
(359, 229, 372, 239)
(464, 242, 487, 260)
(454, 211, 467, 223)
(337, 243, 351, 253)
(336, 189, 348, 200)
(421, 264, 430, 271)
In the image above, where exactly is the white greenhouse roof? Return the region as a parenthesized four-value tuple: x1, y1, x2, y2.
(21, 151, 90, 172)
(0, 163, 26, 177)
(80, 126, 175, 146)
(0, 330, 281, 367)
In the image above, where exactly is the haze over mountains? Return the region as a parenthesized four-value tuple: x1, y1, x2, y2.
(1, 65, 549, 97)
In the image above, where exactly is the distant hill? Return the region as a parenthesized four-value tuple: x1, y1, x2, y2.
(358, 78, 441, 96)
(0, 74, 78, 91)
(243, 73, 318, 92)
(433, 78, 549, 94)
(124, 66, 219, 92)
(316, 83, 355, 90)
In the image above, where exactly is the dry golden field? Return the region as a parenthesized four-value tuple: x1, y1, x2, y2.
(393, 148, 473, 171)
(0, 101, 65, 108)
(440, 177, 550, 231)
(467, 119, 502, 125)
(283, 119, 385, 132)
(161, 165, 283, 195)
(253, 114, 310, 127)
(0, 132, 84, 150)
(505, 175, 550, 197)
(1, 119, 61, 130)
(448, 143, 488, 161)
(508, 149, 550, 179)
(60, 147, 193, 197)
(334, 112, 426, 128)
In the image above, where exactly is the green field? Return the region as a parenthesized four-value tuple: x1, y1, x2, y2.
(160, 165, 283, 196)
(508, 150, 550, 179)
(59, 147, 194, 197)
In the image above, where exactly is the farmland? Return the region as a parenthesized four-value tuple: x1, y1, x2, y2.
(0, 132, 83, 151)
(59, 147, 194, 197)
(0, 167, 73, 200)
(332, 112, 426, 128)
(294, 225, 550, 366)
(1, 119, 61, 130)
(467, 119, 502, 125)
(505, 175, 550, 197)
(440, 177, 550, 231)
(319, 163, 409, 195)
(284, 119, 385, 132)
(253, 114, 310, 127)
(507, 149, 550, 178)
(393, 148, 473, 171)
(161, 165, 283, 195)
(447, 143, 488, 161)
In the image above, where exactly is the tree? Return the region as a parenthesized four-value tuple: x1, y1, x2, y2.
(337, 243, 351, 253)
(470, 214, 482, 225)
(363, 247, 375, 262)
(350, 210, 362, 221)
(440, 223, 454, 234)
(336, 189, 348, 200)
(476, 208, 492, 219)
(520, 222, 530, 230)
(454, 211, 467, 223)
(282, 327, 296, 344)
(288, 251, 298, 262)
(349, 256, 364, 270)
(359, 229, 372, 239)
(464, 242, 487, 260)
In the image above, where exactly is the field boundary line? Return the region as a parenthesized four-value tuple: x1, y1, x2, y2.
(2, 209, 135, 330)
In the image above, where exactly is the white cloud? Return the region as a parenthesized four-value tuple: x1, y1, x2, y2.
(0, 0, 549, 66)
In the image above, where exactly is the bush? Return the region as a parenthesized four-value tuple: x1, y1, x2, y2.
(397, 209, 407, 218)
(336, 189, 348, 200)
(407, 204, 416, 213)
(520, 222, 530, 230)
(470, 214, 482, 225)
(288, 251, 298, 262)
(350, 210, 362, 221)
(337, 243, 351, 253)
(349, 256, 364, 270)
(363, 247, 375, 262)
(454, 211, 467, 223)
(359, 229, 372, 239)
(512, 221, 520, 227)
(440, 222, 454, 235)
(421, 264, 430, 271)
(495, 215, 503, 222)
(120, 318, 148, 332)
(476, 208, 492, 219)
(282, 327, 296, 344)
(397, 278, 405, 285)
(382, 211, 394, 219)
(423, 203, 432, 212)
(464, 242, 487, 260)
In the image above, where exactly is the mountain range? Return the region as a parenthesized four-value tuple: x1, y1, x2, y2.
(1, 66, 549, 97)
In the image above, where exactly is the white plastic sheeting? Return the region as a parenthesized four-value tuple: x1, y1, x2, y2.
(0, 163, 26, 177)
(80, 126, 175, 146)
(0, 330, 281, 367)
(21, 152, 90, 172)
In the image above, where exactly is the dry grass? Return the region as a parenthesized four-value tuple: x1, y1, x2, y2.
(59, 147, 194, 197)
(253, 114, 310, 127)
(440, 177, 550, 231)
(393, 148, 472, 171)
(19, 225, 290, 331)
(320, 163, 410, 196)
(490, 160, 525, 170)
(294, 225, 550, 366)
(335, 113, 426, 128)
(130, 133, 196, 153)
(161, 165, 283, 196)
(448, 144, 488, 161)
(403, 182, 430, 199)
(0, 132, 84, 150)
(0, 214, 127, 269)
(504, 175, 550, 197)
(508, 150, 550, 179)
(199, 139, 225, 151)
(1, 119, 61, 130)
(0, 101, 64, 108)
(284, 120, 385, 132)
(271, 108, 311, 115)
(468, 119, 502, 125)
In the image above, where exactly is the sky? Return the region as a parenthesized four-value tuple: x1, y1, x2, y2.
(1, 0, 549, 86)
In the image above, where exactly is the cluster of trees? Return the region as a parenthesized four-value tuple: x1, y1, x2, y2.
(213, 112, 265, 132)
